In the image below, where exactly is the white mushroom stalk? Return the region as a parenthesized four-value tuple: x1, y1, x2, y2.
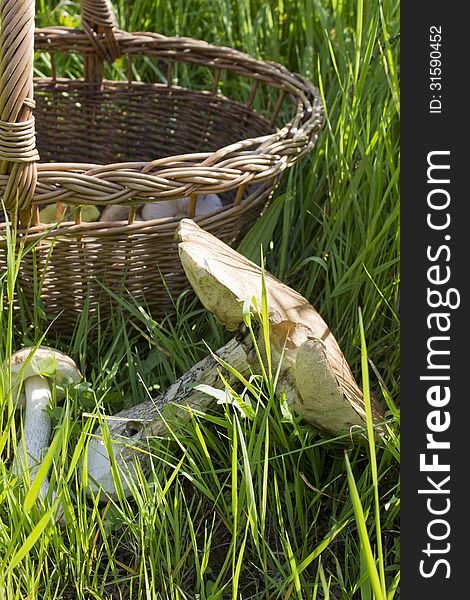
(13, 375, 53, 497)
(4, 347, 82, 507)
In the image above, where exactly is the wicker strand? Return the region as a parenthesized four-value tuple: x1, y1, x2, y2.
(0, 111, 38, 162)
(0, 0, 38, 214)
(80, 0, 120, 62)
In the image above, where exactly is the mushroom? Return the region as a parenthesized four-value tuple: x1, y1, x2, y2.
(4, 346, 82, 502)
(176, 219, 384, 434)
(98, 195, 222, 223)
(39, 204, 100, 223)
(84, 219, 384, 498)
(99, 205, 145, 222)
(141, 194, 222, 221)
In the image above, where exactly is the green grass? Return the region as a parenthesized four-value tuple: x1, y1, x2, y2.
(1, 0, 399, 598)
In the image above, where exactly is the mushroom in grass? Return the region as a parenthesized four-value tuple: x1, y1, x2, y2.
(176, 219, 385, 435)
(84, 220, 385, 499)
(141, 194, 222, 221)
(4, 347, 82, 501)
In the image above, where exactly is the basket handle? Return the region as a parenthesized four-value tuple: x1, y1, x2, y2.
(80, 0, 120, 63)
(0, 0, 39, 217)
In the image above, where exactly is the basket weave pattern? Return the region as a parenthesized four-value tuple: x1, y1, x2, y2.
(0, 0, 324, 332)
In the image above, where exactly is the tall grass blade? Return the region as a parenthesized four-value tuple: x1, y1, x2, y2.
(345, 451, 385, 600)
(7, 503, 57, 572)
(23, 427, 62, 512)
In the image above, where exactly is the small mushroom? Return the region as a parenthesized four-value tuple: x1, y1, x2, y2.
(39, 204, 100, 223)
(4, 346, 82, 502)
(141, 194, 222, 221)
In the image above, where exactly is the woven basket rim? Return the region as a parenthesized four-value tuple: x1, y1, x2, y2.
(2, 26, 325, 210)
(35, 27, 319, 96)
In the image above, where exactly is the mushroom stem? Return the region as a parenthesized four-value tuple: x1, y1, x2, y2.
(85, 334, 253, 497)
(21, 375, 52, 461)
(12, 375, 52, 497)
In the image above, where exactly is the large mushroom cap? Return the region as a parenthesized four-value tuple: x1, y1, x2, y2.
(176, 219, 342, 350)
(3, 346, 82, 403)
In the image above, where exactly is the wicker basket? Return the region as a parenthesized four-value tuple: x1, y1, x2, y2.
(0, 0, 324, 334)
